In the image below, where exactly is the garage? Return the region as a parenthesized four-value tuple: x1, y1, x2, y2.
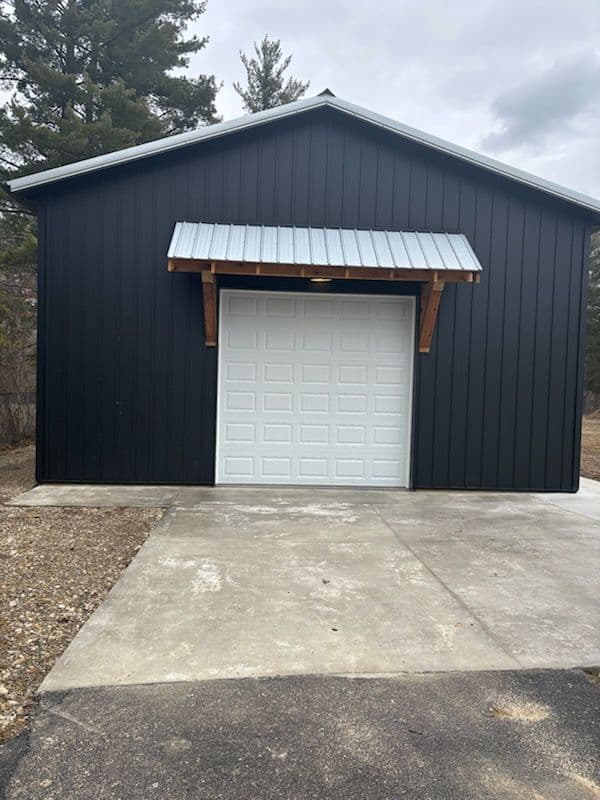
(216, 290, 415, 486)
(10, 91, 596, 490)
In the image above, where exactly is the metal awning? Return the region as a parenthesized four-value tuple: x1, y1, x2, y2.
(167, 221, 482, 273)
(166, 221, 482, 353)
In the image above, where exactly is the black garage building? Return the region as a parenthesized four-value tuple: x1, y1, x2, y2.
(8, 92, 600, 491)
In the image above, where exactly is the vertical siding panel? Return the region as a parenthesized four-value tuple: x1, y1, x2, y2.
(481, 192, 509, 487)
(428, 166, 451, 487)
(448, 177, 476, 486)
(375, 146, 394, 229)
(308, 120, 328, 225)
(341, 130, 360, 227)
(258, 133, 277, 225)
(497, 197, 525, 487)
(425, 165, 444, 229)
(114, 176, 138, 481)
(222, 145, 241, 222)
(206, 149, 225, 222)
(132, 170, 154, 480)
(292, 124, 310, 227)
(35, 201, 47, 482)
(513, 204, 542, 487)
(408, 157, 427, 228)
(391, 153, 411, 228)
(149, 165, 175, 480)
(545, 215, 573, 488)
(357, 137, 378, 228)
(63, 191, 85, 479)
(239, 141, 259, 223)
(324, 125, 344, 227)
(43, 198, 65, 479)
(529, 210, 558, 488)
(464, 185, 492, 486)
(275, 128, 294, 224)
(169, 163, 192, 479)
(81, 181, 104, 479)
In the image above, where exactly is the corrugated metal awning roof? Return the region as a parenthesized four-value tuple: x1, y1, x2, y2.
(167, 222, 482, 272)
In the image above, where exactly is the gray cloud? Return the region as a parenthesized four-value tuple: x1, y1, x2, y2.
(187, 0, 600, 196)
(481, 53, 600, 152)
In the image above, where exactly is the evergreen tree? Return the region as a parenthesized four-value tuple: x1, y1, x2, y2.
(233, 35, 309, 113)
(0, 0, 220, 181)
(0, 0, 220, 426)
(585, 232, 600, 396)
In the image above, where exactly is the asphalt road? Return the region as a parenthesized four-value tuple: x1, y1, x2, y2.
(2, 670, 599, 799)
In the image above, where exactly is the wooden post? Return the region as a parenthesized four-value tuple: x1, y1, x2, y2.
(201, 271, 217, 346)
(418, 278, 445, 353)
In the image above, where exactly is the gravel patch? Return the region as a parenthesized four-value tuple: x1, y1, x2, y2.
(0, 445, 164, 743)
(0, 444, 35, 504)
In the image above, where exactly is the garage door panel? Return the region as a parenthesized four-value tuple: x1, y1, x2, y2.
(263, 392, 293, 412)
(301, 364, 330, 383)
(217, 290, 415, 487)
(264, 363, 294, 383)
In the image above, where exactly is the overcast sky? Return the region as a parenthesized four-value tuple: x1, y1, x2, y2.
(188, 0, 600, 199)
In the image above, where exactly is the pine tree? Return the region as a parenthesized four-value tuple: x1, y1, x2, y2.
(0, 0, 220, 182)
(233, 35, 309, 113)
(0, 1, 220, 430)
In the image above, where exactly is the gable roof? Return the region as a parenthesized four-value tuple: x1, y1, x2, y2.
(7, 93, 600, 216)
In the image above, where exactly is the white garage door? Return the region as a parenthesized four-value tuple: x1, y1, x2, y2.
(216, 290, 415, 487)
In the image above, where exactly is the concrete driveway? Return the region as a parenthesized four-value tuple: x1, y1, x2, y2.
(24, 481, 600, 691)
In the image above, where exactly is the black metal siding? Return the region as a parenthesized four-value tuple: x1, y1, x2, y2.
(34, 107, 592, 489)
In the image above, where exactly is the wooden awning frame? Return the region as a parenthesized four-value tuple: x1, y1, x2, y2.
(168, 258, 480, 354)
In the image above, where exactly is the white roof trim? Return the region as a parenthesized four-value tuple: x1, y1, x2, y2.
(8, 94, 600, 215)
(168, 221, 483, 271)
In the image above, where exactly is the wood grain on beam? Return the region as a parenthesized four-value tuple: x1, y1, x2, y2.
(201, 271, 217, 347)
(419, 279, 445, 353)
(168, 257, 479, 284)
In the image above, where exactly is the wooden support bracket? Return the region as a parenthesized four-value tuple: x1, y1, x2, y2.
(201, 271, 217, 346)
(168, 259, 477, 353)
(419, 278, 445, 353)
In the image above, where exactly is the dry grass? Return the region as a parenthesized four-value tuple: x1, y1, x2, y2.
(0, 446, 164, 743)
(581, 415, 600, 481)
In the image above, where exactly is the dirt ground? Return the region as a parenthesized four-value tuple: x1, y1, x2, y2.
(581, 415, 600, 481)
(0, 445, 164, 743)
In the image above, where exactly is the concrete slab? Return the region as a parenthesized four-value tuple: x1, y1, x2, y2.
(41, 518, 517, 690)
(534, 477, 600, 523)
(40, 487, 600, 691)
(173, 485, 406, 507)
(7, 484, 178, 507)
(6, 671, 600, 799)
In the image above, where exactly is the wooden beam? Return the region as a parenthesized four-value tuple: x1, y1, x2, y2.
(201, 271, 217, 347)
(418, 279, 445, 353)
(168, 257, 480, 284)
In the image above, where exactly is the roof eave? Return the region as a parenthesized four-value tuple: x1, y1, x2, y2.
(7, 94, 600, 218)
(7, 95, 327, 195)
